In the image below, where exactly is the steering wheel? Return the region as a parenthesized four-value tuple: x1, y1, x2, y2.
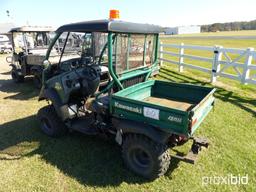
(70, 60, 80, 69)
(83, 66, 99, 81)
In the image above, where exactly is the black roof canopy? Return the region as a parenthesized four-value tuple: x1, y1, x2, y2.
(9, 26, 54, 32)
(56, 20, 163, 34)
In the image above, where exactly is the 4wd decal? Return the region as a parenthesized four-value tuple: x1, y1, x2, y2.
(168, 115, 182, 123)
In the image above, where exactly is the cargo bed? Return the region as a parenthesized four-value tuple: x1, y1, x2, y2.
(111, 80, 215, 137)
(143, 96, 194, 111)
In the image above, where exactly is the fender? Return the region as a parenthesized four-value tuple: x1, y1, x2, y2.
(9, 64, 17, 69)
(112, 118, 171, 144)
(39, 88, 69, 120)
(39, 88, 62, 107)
(9, 64, 23, 76)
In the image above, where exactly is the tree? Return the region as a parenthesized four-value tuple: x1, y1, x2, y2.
(201, 20, 256, 32)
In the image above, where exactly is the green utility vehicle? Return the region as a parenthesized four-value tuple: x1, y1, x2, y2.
(37, 20, 215, 179)
(7, 26, 54, 88)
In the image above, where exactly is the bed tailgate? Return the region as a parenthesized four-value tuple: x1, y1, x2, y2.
(189, 88, 216, 135)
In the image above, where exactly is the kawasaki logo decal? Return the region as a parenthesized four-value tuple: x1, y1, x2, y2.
(114, 102, 142, 114)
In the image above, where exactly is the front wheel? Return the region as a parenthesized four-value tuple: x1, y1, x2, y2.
(33, 74, 42, 89)
(122, 134, 171, 180)
(37, 105, 67, 137)
(11, 69, 24, 83)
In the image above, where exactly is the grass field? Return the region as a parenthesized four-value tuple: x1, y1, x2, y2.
(0, 30, 256, 192)
(166, 30, 256, 37)
(161, 30, 256, 83)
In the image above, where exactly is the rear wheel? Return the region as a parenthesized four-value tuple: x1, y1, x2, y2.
(37, 105, 67, 137)
(122, 134, 170, 180)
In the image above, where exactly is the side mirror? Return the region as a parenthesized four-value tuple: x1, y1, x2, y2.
(43, 60, 51, 68)
(6, 56, 12, 63)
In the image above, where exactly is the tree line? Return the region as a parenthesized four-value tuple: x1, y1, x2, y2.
(201, 20, 256, 32)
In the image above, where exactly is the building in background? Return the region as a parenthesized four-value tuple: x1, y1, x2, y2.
(164, 25, 201, 35)
(0, 23, 16, 53)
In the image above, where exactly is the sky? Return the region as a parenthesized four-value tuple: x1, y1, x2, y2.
(0, 0, 256, 28)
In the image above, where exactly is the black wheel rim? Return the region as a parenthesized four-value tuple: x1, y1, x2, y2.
(41, 118, 52, 132)
(130, 147, 151, 168)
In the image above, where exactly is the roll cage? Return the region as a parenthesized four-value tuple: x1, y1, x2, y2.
(43, 20, 162, 94)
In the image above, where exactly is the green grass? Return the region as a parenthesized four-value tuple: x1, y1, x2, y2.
(162, 38, 256, 49)
(164, 30, 256, 37)
(173, 30, 256, 37)
(0, 33, 256, 191)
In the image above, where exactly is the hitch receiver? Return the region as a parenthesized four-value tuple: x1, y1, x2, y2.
(171, 137, 209, 164)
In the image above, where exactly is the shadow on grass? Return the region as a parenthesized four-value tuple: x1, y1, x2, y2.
(159, 67, 256, 117)
(0, 71, 11, 75)
(159, 68, 208, 86)
(1, 66, 254, 186)
(0, 115, 181, 186)
(0, 78, 39, 100)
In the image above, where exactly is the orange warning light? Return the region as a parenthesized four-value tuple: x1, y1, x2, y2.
(109, 10, 120, 20)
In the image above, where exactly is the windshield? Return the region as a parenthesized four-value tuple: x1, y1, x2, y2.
(13, 31, 54, 53)
(48, 32, 108, 67)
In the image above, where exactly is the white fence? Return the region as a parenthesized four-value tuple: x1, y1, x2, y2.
(159, 43, 256, 85)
